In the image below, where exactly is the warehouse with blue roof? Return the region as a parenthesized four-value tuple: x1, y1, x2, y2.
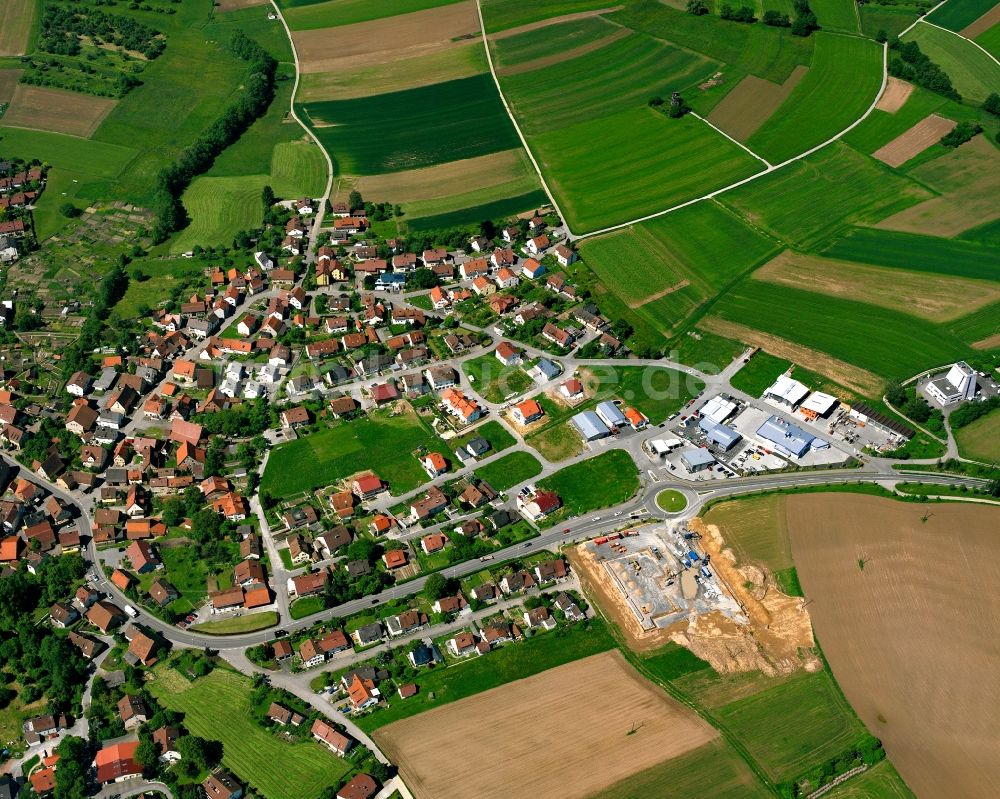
(756, 415, 827, 458)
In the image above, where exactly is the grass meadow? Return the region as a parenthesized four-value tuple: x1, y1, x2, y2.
(170, 175, 271, 254)
(532, 108, 762, 232)
(536, 449, 640, 522)
(711, 280, 973, 379)
(301, 74, 519, 174)
(821, 228, 1000, 282)
(720, 143, 932, 249)
(925, 0, 997, 31)
(904, 23, 1000, 103)
(150, 668, 352, 799)
(746, 34, 883, 163)
(715, 670, 869, 784)
(976, 23, 1000, 59)
(729, 351, 792, 398)
(955, 408, 1000, 462)
(280, 0, 465, 30)
(823, 760, 916, 798)
(810, 0, 861, 31)
(473, 451, 544, 491)
(260, 411, 444, 496)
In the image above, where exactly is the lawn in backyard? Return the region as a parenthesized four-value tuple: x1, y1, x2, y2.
(260, 411, 444, 496)
(462, 352, 533, 402)
(189, 612, 278, 635)
(450, 420, 516, 454)
(150, 667, 352, 799)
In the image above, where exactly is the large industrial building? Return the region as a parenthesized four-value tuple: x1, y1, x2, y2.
(756, 415, 828, 458)
(699, 417, 742, 451)
(571, 410, 610, 441)
(763, 374, 810, 409)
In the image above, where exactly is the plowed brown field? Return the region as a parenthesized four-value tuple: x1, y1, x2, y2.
(376, 650, 717, 799)
(787, 494, 1000, 799)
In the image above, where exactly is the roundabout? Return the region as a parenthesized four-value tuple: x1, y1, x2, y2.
(655, 488, 689, 514)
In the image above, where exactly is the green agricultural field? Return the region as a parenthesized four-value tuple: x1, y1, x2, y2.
(904, 23, 1000, 103)
(747, 34, 883, 164)
(703, 493, 793, 575)
(280, 0, 465, 30)
(609, 0, 813, 84)
(261, 411, 445, 496)
(533, 107, 762, 233)
(361, 619, 616, 730)
(711, 280, 973, 379)
(730, 351, 792, 397)
(947, 299, 1000, 343)
(976, 23, 1000, 59)
(822, 228, 1000, 282)
(843, 87, 948, 153)
(592, 739, 772, 799)
(270, 141, 328, 197)
(823, 760, 916, 798)
(492, 16, 620, 69)
(811, 0, 861, 30)
(925, 0, 997, 31)
(955, 408, 1000, 462)
(502, 34, 718, 134)
(406, 189, 547, 231)
(473, 451, 544, 491)
(860, 5, 922, 39)
(300, 74, 519, 174)
(715, 670, 869, 784)
(482, 0, 617, 33)
(721, 143, 932, 249)
(536, 449, 640, 522)
(462, 352, 534, 402)
(170, 175, 270, 254)
(150, 668, 352, 799)
(585, 365, 705, 423)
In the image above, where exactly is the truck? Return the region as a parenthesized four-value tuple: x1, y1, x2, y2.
(124, 604, 138, 619)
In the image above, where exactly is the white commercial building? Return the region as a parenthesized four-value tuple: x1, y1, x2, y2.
(763, 374, 810, 409)
(925, 362, 977, 405)
(700, 395, 738, 424)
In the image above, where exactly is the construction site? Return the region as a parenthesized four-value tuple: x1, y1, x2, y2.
(572, 520, 819, 675)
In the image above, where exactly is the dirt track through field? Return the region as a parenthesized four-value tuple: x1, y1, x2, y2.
(488, 6, 624, 39)
(497, 27, 630, 75)
(700, 316, 884, 397)
(754, 249, 1000, 323)
(874, 76, 913, 112)
(293, 2, 480, 73)
(708, 66, 809, 142)
(376, 650, 717, 799)
(873, 113, 955, 167)
(1, 84, 117, 137)
(786, 494, 1000, 799)
(961, 2, 1000, 37)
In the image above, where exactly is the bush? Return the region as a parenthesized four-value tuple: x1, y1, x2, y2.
(940, 121, 982, 148)
(59, 202, 82, 218)
(720, 3, 756, 21)
(763, 9, 791, 26)
(983, 92, 1000, 117)
(686, 0, 710, 14)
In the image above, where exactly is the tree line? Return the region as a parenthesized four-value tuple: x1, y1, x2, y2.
(887, 39, 960, 101)
(150, 31, 277, 243)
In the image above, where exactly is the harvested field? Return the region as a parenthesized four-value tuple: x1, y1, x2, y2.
(972, 332, 1000, 350)
(708, 65, 808, 141)
(0, 68, 22, 103)
(498, 27, 630, 75)
(297, 41, 484, 101)
(961, 1, 1000, 36)
(350, 148, 534, 202)
(786, 494, 1000, 799)
(753, 249, 1000, 322)
(2, 85, 117, 137)
(0, 0, 34, 56)
(877, 135, 1000, 237)
(376, 650, 718, 799)
(874, 76, 913, 112)
(699, 316, 884, 396)
(292, 2, 479, 73)
(872, 113, 955, 167)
